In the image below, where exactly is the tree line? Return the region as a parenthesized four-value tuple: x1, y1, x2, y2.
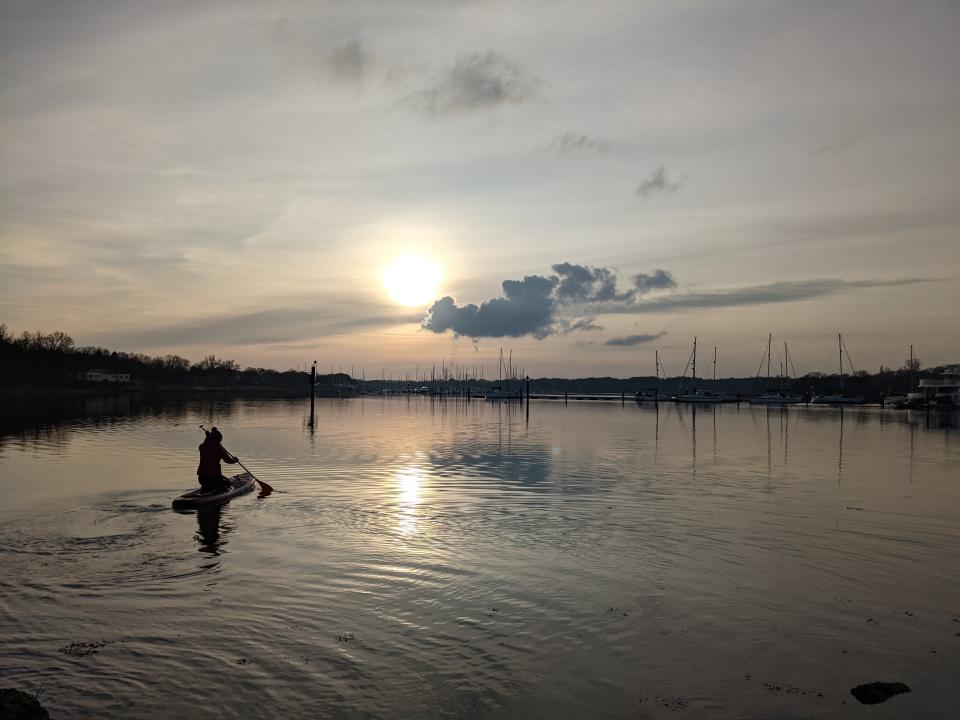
(0, 325, 344, 391)
(0, 324, 950, 400)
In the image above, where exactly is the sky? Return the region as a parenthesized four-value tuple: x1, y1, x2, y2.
(1, 0, 958, 378)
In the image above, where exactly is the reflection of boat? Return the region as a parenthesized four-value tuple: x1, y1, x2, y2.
(751, 391, 802, 405)
(486, 386, 523, 401)
(676, 390, 724, 404)
(811, 393, 863, 405)
(812, 334, 864, 405)
(751, 335, 802, 405)
(172, 472, 256, 509)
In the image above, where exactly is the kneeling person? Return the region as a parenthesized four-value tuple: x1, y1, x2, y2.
(197, 426, 239, 492)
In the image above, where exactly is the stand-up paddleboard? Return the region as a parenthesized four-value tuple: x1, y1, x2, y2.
(172, 472, 256, 510)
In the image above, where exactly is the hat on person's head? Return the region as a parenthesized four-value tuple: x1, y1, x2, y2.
(209, 427, 223, 442)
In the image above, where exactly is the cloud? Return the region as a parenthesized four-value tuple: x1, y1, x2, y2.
(552, 262, 632, 302)
(422, 262, 938, 339)
(563, 317, 604, 334)
(811, 134, 859, 157)
(605, 331, 667, 347)
(597, 277, 936, 315)
(326, 37, 371, 84)
(636, 166, 685, 197)
(551, 132, 610, 153)
(422, 275, 559, 338)
(633, 269, 677, 294)
(407, 51, 537, 114)
(94, 307, 422, 350)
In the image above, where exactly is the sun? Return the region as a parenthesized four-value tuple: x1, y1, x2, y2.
(382, 255, 442, 307)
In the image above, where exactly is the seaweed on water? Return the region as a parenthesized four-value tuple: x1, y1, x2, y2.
(59, 640, 110, 657)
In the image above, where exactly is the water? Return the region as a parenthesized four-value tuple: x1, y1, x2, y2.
(1, 396, 958, 718)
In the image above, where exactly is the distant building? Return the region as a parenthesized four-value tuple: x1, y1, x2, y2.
(78, 369, 131, 383)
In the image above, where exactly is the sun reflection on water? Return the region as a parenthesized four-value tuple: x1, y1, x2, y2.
(394, 464, 425, 537)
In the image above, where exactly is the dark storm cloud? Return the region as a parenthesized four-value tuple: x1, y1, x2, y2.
(605, 331, 667, 347)
(422, 275, 559, 339)
(633, 269, 677, 294)
(408, 51, 537, 114)
(636, 166, 685, 197)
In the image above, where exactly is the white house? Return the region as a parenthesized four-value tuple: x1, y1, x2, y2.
(78, 369, 131, 383)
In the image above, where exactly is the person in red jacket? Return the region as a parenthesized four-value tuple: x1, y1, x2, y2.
(197, 427, 239, 493)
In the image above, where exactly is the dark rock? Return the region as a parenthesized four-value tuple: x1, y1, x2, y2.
(0, 688, 50, 720)
(850, 681, 911, 705)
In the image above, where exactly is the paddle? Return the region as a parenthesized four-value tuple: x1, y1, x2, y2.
(199, 425, 274, 496)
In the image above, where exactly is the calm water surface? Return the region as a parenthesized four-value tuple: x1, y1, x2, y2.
(1, 396, 958, 718)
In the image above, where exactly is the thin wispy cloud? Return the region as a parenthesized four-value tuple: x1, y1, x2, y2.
(598, 278, 937, 315)
(95, 307, 423, 350)
(810, 134, 859, 157)
(605, 332, 667, 347)
(325, 37, 371, 84)
(551, 132, 610, 153)
(407, 51, 537, 114)
(636, 166, 685, 198)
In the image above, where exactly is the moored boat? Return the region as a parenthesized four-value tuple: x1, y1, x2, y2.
(811, 333, 863, 405)
(751, 391, 803, 405)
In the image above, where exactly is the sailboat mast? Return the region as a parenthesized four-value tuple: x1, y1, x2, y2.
(838, 333, 844, 394)
(692, 337, 697, 380)
(782, 341, 787, 390)
(713, 346, 717, 382)
(655, 349, 659, 381)
(910, 344, 915, 390)
(767, 333, 772, 385)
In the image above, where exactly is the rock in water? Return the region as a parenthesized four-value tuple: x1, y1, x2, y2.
(850, 681, 911, 705)
(0, 688, 51, 719)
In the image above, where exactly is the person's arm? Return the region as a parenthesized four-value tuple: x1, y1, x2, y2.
(220, 445, 239, 464)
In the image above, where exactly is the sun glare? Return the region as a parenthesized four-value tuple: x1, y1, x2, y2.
(383, 256, 442, 307)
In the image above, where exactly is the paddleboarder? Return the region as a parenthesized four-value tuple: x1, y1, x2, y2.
(197, 427, 239, 493)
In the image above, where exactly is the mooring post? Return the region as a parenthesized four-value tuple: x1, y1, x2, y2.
(310, 361, 316, 423)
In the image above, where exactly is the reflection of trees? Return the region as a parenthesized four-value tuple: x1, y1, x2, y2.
(0, 394, 243, 451)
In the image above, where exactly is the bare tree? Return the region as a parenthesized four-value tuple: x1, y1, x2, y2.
(903, 355, 921, 372)
(47, 331, 75, 353)
(163, 355, 191, 372)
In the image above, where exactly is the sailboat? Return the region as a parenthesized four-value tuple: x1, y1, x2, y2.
(486, 349, 523, 401)
(811, 334, 864, 405)
(635, 350, 662, 402)
(751, 335, 802, 404)
(675, 338, 725, 403)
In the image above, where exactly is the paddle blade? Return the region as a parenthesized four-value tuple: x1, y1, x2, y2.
(256, 479, 274, 497)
